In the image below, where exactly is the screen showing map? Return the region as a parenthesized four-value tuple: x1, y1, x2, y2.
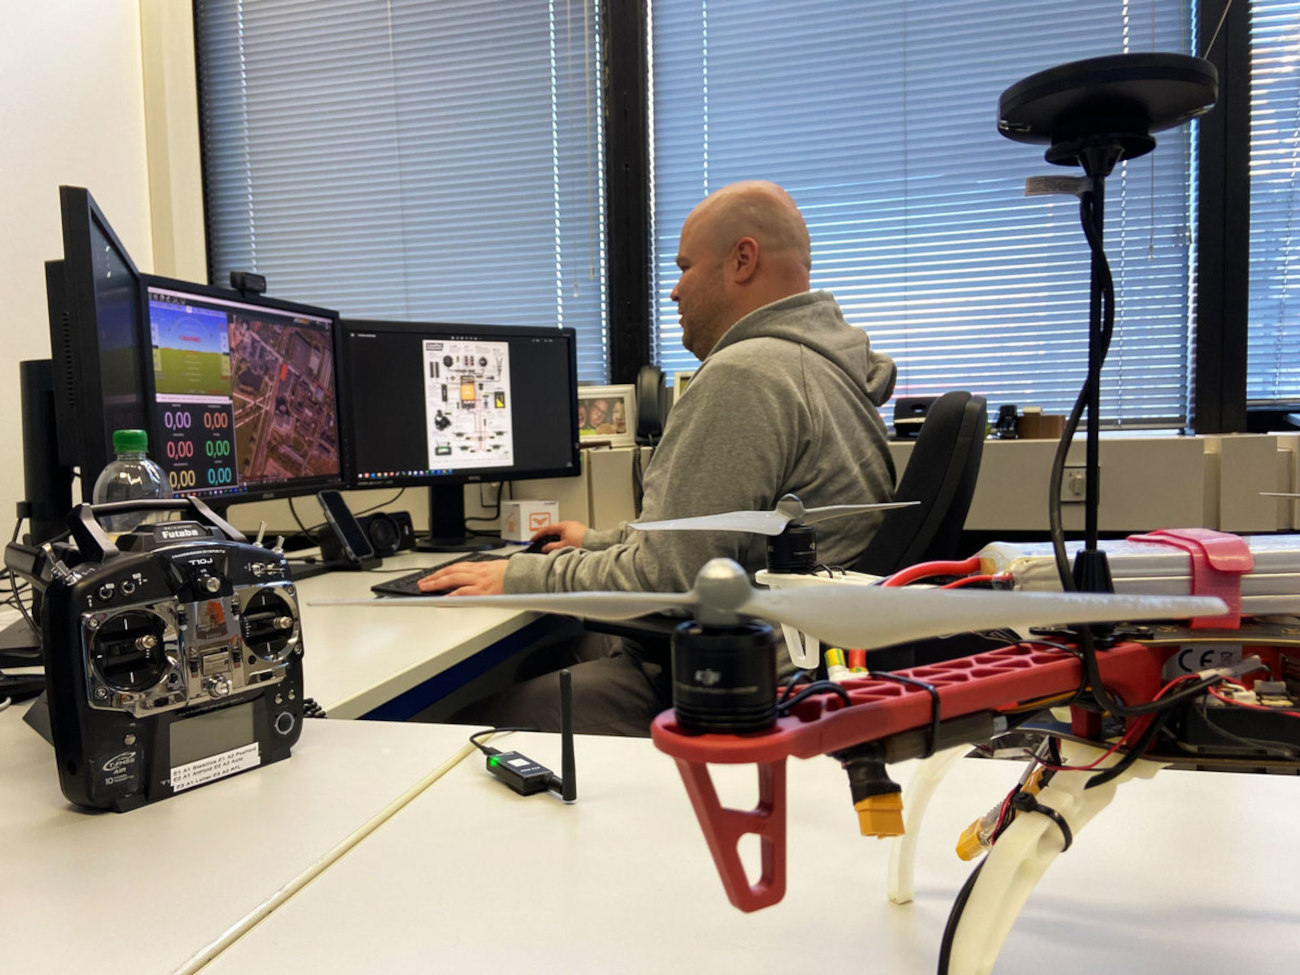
(146, 283, 341, 499)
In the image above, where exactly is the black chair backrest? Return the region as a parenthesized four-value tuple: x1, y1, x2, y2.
(853, 391, 987, 576)
(634, 364, 667, 447)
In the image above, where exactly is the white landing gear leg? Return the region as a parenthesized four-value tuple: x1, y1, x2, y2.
(779, 623, 819, 670)
(887, 745, 968, 904)
(942, 740, 1166, 975)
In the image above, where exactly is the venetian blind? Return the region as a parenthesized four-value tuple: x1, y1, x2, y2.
(194, 0, 608, 380)
(1247, 0, 1300, 404)
(650, 0, 1196, 426)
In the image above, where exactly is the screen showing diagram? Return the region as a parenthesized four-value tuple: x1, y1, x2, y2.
(421, 339, 515, 471)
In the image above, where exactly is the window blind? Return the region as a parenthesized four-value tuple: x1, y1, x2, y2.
(650, 0, 1196, 426)
(195, 0, 608, 381)
(1248, 0, 1300, 404)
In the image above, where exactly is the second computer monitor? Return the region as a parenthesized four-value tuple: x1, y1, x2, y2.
(142, 276, 345, 506)
(339, 319, 580, 549)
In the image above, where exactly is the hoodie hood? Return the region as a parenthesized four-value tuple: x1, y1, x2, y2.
(707, 289, 897, 406)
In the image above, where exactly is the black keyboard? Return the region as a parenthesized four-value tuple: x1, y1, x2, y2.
(370, 551, 511, 597)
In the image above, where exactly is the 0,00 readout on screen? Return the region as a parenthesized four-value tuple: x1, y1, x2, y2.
(158, 402, 238, 493)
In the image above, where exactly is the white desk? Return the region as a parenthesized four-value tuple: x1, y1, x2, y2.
(292, 551, 542, 718)
(0, 709, 478, 974)
(204, 733, 1300, 974)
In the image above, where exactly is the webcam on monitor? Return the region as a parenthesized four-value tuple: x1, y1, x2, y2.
(230, 270, 267, 298)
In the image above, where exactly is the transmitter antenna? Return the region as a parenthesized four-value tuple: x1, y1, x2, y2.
(557, 668, 577, 801)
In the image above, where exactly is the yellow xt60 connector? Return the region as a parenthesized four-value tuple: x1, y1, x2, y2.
(855, 792, 905, 837)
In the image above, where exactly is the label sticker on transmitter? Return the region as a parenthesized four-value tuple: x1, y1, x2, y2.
(170, 742, 261, 792)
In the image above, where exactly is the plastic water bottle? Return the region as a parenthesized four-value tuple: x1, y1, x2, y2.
(91, 429, 172, 534)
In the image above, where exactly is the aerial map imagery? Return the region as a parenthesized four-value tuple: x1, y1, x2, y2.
(227, 311, 339, 486)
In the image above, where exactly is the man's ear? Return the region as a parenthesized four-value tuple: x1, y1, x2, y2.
(731, 236, 759, 282)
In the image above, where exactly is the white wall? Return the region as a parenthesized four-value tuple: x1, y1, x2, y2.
(0, 0, 154, 524)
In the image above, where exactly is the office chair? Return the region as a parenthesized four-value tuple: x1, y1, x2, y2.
(854, 390, 987, 576)
(632, 365, 669, 517)
(854, 390, 988, 669)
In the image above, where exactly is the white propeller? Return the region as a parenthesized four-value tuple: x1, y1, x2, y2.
(316, 558, 1227, 651)
(630, 493, 917, 537)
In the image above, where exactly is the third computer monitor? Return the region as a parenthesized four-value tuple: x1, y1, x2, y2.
(338, 319, 580, 549)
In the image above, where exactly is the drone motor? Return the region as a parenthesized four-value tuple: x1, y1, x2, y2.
(671, 620, 777, 735)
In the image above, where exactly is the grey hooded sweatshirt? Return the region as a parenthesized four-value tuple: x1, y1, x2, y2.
(504, 290, 897, 595)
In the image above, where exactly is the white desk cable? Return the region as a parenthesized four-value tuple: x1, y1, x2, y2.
(174, 739, 480, 974)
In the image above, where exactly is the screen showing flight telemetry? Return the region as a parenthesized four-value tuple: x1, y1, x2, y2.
(146, 282, 342, 500)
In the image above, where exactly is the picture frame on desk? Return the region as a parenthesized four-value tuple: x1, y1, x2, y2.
(673, 371, 696, 405)
(578, 385, 636, 447)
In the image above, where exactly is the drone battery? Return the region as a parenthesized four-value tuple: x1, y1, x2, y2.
(978, 534, 1300, 617)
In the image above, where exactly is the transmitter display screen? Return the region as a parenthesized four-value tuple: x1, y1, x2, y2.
(170, 701, 255, 769)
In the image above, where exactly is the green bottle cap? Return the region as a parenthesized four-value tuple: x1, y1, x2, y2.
(111, 429, 149, 453)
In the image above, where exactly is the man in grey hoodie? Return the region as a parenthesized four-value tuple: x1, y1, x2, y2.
(420, 181, 897, 733)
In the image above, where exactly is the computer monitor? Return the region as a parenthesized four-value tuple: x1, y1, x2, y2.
(46, 186, 146, 498)
(338, 320, 581, 550)
(141, 275, 345, 507)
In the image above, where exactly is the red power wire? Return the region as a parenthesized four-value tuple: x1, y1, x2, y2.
(880, 556, 983, 588)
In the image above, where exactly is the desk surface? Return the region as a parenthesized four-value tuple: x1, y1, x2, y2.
(205, 732, 1300, 974)
(294, 551, 539, 718)
(0, 708, 477, 974)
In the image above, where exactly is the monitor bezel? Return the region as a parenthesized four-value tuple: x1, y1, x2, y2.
(47, 185, 146, 494)
(336, 318, 582, 491)
(138, 273, 347, 507)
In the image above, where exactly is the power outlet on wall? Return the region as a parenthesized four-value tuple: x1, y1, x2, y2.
(1061, 465, 1089, 503)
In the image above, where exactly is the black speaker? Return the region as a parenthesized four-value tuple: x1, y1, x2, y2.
(357, 511, 416, 556)
(893, 396, 938, 440)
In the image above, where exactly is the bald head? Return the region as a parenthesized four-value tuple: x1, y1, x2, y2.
(671, 181, 813, 359)
(689, 181, 812, 274)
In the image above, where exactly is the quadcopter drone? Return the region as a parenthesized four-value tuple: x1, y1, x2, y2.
(339, 543, 1285, 973)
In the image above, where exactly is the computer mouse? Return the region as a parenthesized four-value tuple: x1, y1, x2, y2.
(524, 532, 563, 554)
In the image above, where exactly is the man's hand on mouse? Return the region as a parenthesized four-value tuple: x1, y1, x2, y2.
(416, 522, 589, 594)
(417, 558, 510, 596)
(531, 521, 586, 552)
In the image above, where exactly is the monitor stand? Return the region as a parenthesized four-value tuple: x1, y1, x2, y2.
(416, 484, 495, 553)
